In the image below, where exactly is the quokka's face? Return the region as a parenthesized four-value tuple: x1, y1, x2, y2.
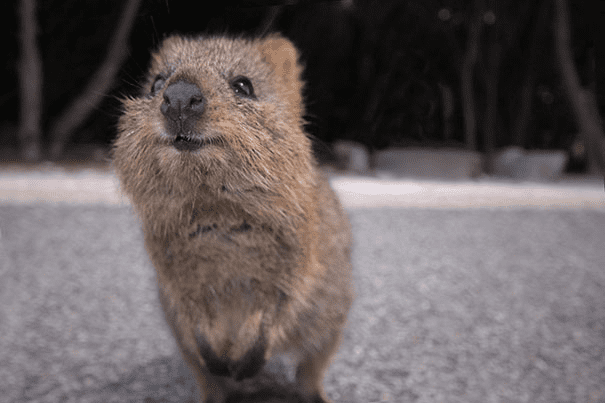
(118, 35, 308, 176)
(113, 34, 316, 225)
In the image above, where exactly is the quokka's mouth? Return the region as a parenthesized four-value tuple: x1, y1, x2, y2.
(173, 134, 203, 151)
(172, 134, 223, 152)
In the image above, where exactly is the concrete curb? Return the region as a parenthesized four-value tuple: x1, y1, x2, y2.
(0, 167, 603, 209)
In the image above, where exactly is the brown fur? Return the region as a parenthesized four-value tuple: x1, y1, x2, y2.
(113, 34, 352, 403)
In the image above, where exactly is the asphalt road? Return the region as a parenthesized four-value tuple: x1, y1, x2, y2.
(1, 203, 604, 403)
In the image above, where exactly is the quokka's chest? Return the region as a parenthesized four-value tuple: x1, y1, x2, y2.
(144, 210, 304, 288)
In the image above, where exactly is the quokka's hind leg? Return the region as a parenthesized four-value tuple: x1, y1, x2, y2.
(197, 373, 229, 403)
(179, 346, 229, 403)
(295, 329, 343, 403)
(159, 290, 228, 402)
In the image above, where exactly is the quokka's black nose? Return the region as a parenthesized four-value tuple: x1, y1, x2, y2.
(160, 80, 206, 150)
(161, 80, 205, 129)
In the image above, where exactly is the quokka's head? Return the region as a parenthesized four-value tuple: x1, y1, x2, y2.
(113, 34, 315, 208)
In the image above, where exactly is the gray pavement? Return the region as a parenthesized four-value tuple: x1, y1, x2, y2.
(1, 200, 604, 402)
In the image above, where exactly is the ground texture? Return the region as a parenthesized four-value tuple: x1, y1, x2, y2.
(1, 198, 604, 402)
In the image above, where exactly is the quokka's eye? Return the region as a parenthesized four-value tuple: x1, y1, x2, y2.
(230, 76, 256, 99)
(150, 74, 167, 95)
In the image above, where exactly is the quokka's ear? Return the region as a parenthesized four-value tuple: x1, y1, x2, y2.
(147, 35, 186, 76)
(158, 34, 184, 50)
(259, 33, 303, 84)
(153, 34, 189, 60)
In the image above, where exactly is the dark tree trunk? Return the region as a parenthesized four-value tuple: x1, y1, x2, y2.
(460, 5, 483, 150)
(512, 0, 550, 148)
(554, 0, 605, 178)
(18, 0, 42, 162)
(49, 0, 142, 159)
(482, 35, 501, 174)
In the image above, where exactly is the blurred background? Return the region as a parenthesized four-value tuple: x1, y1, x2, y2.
(2, 0, 605, 180)
(2, 3, 605, 402)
